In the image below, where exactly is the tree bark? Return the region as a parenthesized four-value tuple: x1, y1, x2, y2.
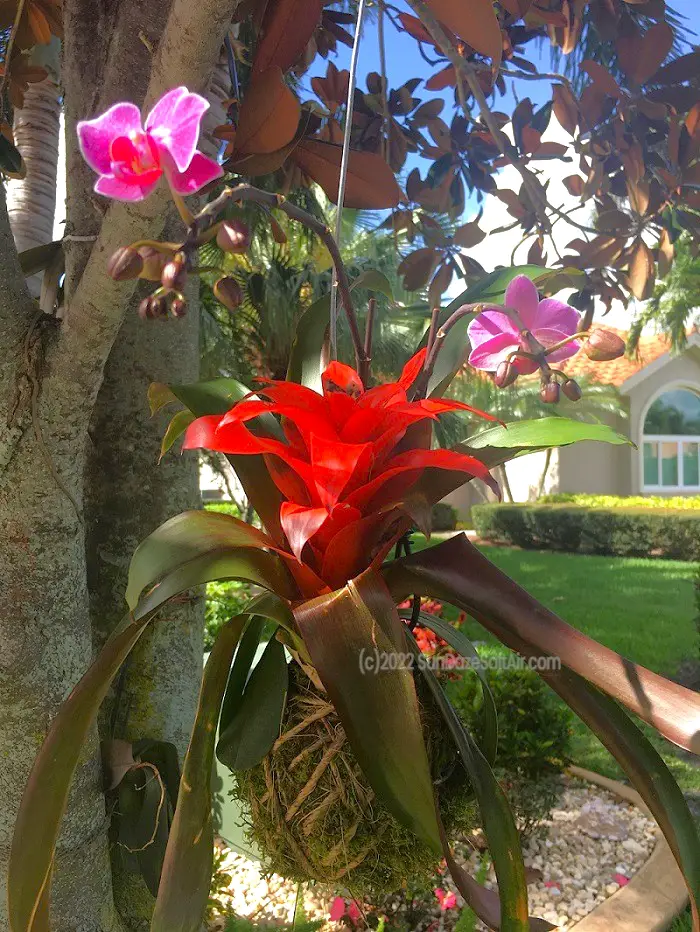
(85, 274, 203, 930)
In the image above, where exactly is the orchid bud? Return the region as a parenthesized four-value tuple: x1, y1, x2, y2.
(161, 252, 188, 292)
(540, 381, 560, 404)
(214, 276, 243, 311)
(137, 296, 152, 320)
(494, 360, 518, 388)
(138, 246, 168, 282)
(170, 296, 187, 318)
(562, 378, 582, 402)
(216, 219, 250, 254)
(108, 246, 143, 281)
(584, 329, 625, 362)
(150, 295, 169, 319)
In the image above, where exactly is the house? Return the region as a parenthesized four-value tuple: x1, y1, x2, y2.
(446, 328, 700, 514)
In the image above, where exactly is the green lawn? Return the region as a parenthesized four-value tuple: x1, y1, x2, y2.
(413, 538, 700, 791)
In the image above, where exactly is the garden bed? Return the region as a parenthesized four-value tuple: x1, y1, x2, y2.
(208, 772, 660, 931)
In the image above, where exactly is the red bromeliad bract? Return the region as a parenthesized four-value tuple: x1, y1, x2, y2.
(184, 349, 499, 594)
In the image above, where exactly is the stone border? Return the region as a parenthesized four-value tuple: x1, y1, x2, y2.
(567, 766, 688, 931)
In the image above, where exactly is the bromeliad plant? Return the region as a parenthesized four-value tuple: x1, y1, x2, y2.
(9, 88, 700, 932)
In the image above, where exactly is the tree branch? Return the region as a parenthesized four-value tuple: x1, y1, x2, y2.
(53, 0, 243, 421)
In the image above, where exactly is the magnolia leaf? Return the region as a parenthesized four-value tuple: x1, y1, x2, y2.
(217, 635, 289, 772)
(294, 568, 441, 850)
(253, 0, 324, 74)
(424, 0, 502, 66)
(458, 417, 632, 469)
(292, 139, 403, 209)
(617, 22, 673, 85)
(408, 636, 533, 932)
(152, 615, 247, 932)
(383, 533, 700, 756)
(234, 66, 300, 156)
(628, 239, 655, 301)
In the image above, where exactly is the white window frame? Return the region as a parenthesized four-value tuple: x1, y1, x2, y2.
(640, 382, 700, 493)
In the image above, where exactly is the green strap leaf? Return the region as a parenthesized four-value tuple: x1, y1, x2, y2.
(287, 269, 395, 392)
(406, 634, 534, 932)
(169, 378, 284, 440)
(217, 634, 289, 772)
(8, 614, 151, 932)
(151, 615, 247, 932)
(383, 533, 700, 755)
(17, 240, 63, 277)
(459, 417, 632, 470)
(219, 616, 265, 733)
(402, 610, 498, 766)
(293, 569, 441, 850)
(159, 409, 195, 462)
(425, 266, 582, 398)
(126, 509, 281, 609)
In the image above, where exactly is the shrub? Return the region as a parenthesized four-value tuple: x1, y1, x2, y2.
(447, 644, 572, 837)
(541, 493, 700, 510)
(473, 503, 700, 561)
(205, 580, 252, 651)
(432, 501, 458, 531)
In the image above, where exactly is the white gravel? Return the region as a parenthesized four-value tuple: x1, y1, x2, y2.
(209, 775, 658, 930)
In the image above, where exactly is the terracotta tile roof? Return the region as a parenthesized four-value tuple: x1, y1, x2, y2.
(559, 328, 675, 388)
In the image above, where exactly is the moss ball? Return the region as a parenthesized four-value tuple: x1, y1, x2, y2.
(231, 664, 477, 896)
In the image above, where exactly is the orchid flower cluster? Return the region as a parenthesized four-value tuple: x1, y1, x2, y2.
(78, 88, 625, 398)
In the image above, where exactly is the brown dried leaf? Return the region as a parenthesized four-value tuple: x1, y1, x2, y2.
(235, 66, 300, 155)
(628, 238, 655, 300)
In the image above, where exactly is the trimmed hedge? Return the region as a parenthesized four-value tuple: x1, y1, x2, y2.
(473, 503, 700, 561)
(541, 493, 700, 510)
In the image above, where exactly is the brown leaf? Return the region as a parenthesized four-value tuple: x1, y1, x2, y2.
(234, 67, 300, 155)
(398, 12, 439, 46)
(617, 22, 674, 85)
(552, 84, 579, 136)
(499, 0, 532, 18)
(101, 740, 136, 792)
(426, 64, 457, 91)
(657, 228, 674, 279)
(291, 139, 403, 209)
(563, 174, 584, 197)
(398, 247, 439, 291)
(653, 50, 700, 86)
(581, 59, 622, 98)
(628, 238, 655, 300)
(454, 219, 486, 249)
(626, 177, 650, 217)
(311, 61, 349, 112)
(428, 261, 454, 308)
(424, 0, 503, 66)
(253, 0, 324, 74)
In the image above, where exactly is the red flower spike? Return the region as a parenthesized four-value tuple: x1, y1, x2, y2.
(184, 353, 498, 593)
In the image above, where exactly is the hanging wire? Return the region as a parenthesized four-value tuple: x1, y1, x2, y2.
(329, 0, 369, 359)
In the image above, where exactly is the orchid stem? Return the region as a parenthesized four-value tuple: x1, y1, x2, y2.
(181, 184, 366, 372)
(171, 189, 195, 225)
(361, 297, 376, 385)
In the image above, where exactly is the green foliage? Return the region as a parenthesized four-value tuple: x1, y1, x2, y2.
(541, 493, 700, 510)
(431, 502, 458, 531)
(205, 580, 254, 652)
(473, 503, 700, 561)
(629, 235, 700, 353)
(447, 645, 572, 837)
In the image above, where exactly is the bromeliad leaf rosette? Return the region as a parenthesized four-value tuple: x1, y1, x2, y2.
(9, 100, 700, 932)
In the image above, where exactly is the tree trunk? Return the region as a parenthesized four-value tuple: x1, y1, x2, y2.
(499, 463, 515, 503)
(85, 255, 203, 932)
(538, 448, 553, 500)
(0, 0, 241, 925)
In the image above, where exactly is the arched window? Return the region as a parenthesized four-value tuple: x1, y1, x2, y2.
(643, 388, 700, 490)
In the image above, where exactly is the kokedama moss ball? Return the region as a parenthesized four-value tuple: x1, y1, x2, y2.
(231, 663, 477, 896)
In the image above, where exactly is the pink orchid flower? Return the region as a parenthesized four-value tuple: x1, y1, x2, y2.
(77, 87, 223, 201)
(467, 274, 581, 374)
(434, 887, 458, 911)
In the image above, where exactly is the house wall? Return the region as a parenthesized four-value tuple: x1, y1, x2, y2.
(626, 347, 700, 495)
(556, 408, 632, 496)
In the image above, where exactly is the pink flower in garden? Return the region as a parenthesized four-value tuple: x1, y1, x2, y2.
(434, 887, 458, 911)
(467, 275, 581, 374)
(329, 897, 346, 922)
(77, 87, 223, 201)
(613, 872, 630, 887)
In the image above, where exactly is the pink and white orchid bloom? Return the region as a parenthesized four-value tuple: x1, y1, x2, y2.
(77, 87, 223, 201)
(467, 274, 581, 374)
